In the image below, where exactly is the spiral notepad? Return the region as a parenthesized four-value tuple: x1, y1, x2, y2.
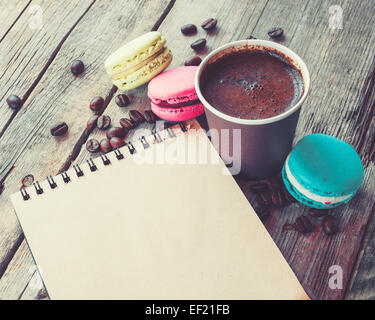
(10, 119, 307, 300)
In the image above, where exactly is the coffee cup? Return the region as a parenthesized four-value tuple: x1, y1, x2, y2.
(195, 40, 310, 179)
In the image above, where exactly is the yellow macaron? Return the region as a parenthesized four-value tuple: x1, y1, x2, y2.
(105, 31, 172, 91)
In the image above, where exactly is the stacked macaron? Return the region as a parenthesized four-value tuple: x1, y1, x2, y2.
(148, 66, 204, 121)
(105, 31, 172, 91)
(282, 134, 364, 209)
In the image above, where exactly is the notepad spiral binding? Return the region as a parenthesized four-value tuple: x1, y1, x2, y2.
(19, 122, 187, 201)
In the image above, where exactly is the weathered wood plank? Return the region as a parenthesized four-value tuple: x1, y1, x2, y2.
(345, 202, 375, 300)
(0, 0, 171, 299)
(237, 0, 375, 300)
(0, 0, 95, 134)
(0, 0, 31, 42)
(0, 0, 95, 281)
(0, 239, 35, 300)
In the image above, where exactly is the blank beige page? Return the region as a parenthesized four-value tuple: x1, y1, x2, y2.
(11, 120, 308, 300)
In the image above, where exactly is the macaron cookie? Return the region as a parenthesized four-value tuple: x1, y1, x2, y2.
(282, 134, 364, 209)
(105, 31, 172, 91)
(148, 66, 204, 121)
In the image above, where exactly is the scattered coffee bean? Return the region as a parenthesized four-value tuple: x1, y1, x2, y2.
(109, 137, 125, 149)
(201, 18, 217, 31)
(115, 94, 130, 107)
(268, 175, 282, 190)
(50, 122, 68, 136)
(322, 215, 338, 235)
(97, 115, 111, 130)
(295, 216, 313, 234)
(106, 127, 127, 139)
(250, 182, 268, 193)
(144, 110, 157, 124)
(191, 38, 206, 51)
(22, 174, 34, 188)
(246, 35, 257, 40)
(119, 118, 135, 130)
(99, 138, 112, 153)
(89, 96, 104, 112)
(184, 56, 202, 66)
(255, 192, 271, 207)
(181, 24, 197, 35)
(71, 60, 84, 76)
(260, 191, 272, 206)
(282, 223, 295, 232)
(309, 208, 329, 218)
(283, 188, 296, 203)
(86, 138, 100, 153)
(256, 207, 270, 223)
(271, 190, 285, 207)
(268, 27, 284, 38)
(6, 95, 22, 111)
(129, 110, 145, 124)
(86, 115, 99, 131)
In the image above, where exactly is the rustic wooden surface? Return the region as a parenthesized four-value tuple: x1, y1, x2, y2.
(0, 0, 374, 300)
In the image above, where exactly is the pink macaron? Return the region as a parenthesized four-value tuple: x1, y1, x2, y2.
(147, 66, 204, 121)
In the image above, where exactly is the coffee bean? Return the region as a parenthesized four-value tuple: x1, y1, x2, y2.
(106, 127, 127, 139)
(260, 191, 272, 206)
(283, 188, 296, 203)
(109, 137, 125, 149)
(50, 122, 68, 136)
(144, 110, 157, 124)
(22, 174, 34, 188)
(99, 138, 112, 153)
(295, 216, 313, 234)
(201, 18, 217, 31)
(191, 38, 206, 51)
(181, 24, 197, 35)
(89, 96, 104, 112)
(119, 118, 135, 130)
(6, 95, 22, 111)
(129, 110, 145, 124)
(86, 115, 99, 131)
(184, 56, 202, 66)
(255, 192, 271, 207)
(271, 190, 285, 207)
(282, 223, 295, 232)
(71, 60, 84, 76)
(250, 182, 268, 193)
(86, 138, 100, 153)
(115, 94, 130, 107)
(268, 175, 282, 190)
(322, 215, 338, 235)
(97, 115, 111, 130)
(309, 208, 329, 218)
(257, 207, 270, 223)
(268, 27, 284, 38)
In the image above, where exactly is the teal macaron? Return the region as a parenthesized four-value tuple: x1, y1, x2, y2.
(282, 134, 364, 209)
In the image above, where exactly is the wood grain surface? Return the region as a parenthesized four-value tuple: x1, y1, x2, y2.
(0, 0, 172, 299)
(0, 0, 374, 300)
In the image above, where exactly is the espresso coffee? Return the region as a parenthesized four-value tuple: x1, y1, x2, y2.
(201, 49, 304, 120)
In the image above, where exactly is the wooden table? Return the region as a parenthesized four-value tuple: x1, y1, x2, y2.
(0, 0, 374, 300)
